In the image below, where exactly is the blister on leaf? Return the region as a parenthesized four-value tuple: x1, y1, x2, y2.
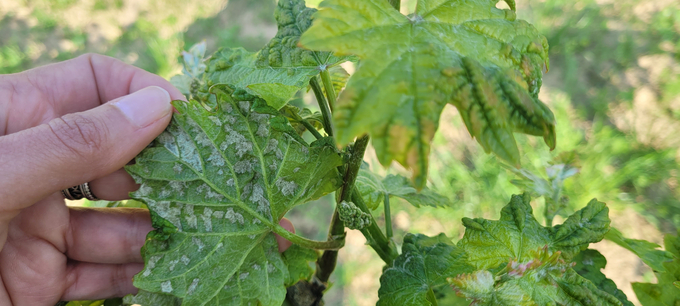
(300, 0, 555, 188)
(125, 88, 342, 306)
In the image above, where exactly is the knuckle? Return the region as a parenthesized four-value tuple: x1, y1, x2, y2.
(47, 113, 109, 158)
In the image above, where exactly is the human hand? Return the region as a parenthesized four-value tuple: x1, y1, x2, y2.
(0, 54, 294, 305)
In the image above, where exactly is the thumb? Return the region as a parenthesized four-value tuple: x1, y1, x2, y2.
(0, 86, 173, 211)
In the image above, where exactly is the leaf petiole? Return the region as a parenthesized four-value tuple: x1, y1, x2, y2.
(319, 69, 337, 111)
(272, 223, 345, 250)
(310, 77, 334, 137)
(384, 195, 393, 239)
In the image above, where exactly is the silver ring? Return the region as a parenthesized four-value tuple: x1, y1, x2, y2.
(61, 182, 99, 201)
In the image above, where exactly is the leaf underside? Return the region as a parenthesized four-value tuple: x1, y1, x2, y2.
(203, 0, 347, 110)
(126, 90, 342, 306)
(300, 0, 555, 188)
(632, 233, 680, 306)
(377, 194, 624, 306)
(355, 167, 450, 210)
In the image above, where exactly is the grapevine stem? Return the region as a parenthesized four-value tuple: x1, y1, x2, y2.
(272, 223, 344, 250)
(310, 77, 334, 137)
(320, 69, 337, 112)
(384, 195, 393, 239)
(351, 188, 399, 264)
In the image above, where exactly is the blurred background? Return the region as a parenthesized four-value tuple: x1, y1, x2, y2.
(1, 0, 679, 305)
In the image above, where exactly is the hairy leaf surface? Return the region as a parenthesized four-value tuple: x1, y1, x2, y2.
(605, 228, 673, 273)
(126, 90, 342, 305)
(204, 0, 346, 109)
(573, 249, 634, 306)
(300, 0, 555, 188)
(377, 234, 474, 306)
(633, 234, 680, 306)
(355, 168, 449, 210)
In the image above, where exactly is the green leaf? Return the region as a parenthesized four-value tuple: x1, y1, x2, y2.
(204, 0, 347, 110)
(633, 233, 680, 306)
(281, 245, 319, 287)
(458, 193, 551, 269)
(605, 228, 673, 273)
(459, 194, 609, 269)
(450, 249, 623, 306)
(573, 249, 634, 306)
(377, 233, 475, 306)
(548, 198, 611, 260)
(355, 168, 450, 210)
(451, 194, 620, 305)
(300, 0, 554, 188)
(123, 290, 182, 306)
(126, 89, 343, 306)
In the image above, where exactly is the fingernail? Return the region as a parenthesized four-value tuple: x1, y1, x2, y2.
(112, 86, 172, 128)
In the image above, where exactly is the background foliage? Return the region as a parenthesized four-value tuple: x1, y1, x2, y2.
(1, 0, 678, 304)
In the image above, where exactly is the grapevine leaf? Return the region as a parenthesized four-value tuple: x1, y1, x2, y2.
(355, 168, 450, 210)
(126, 89, 342, 306)
(453, 195, 620, 305)
(450, 249, 623, 305)
(204, 0, 348, 110)
(123, 290, 182, 306)
(605, 228, 673, 272)
(300, 0, 554, 188)
(573, 249, 634, 306)
(548, 198, 611, 260)
(458, 193, 610, 269)
(633, 233, 680, 306)
(377, 233, 475, 306)
(281, 245, 319, 287)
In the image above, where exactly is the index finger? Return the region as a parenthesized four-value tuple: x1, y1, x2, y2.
(0, 53, 185, 133)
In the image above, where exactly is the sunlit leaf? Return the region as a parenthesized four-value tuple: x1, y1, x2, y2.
(300, 0, 554, 188)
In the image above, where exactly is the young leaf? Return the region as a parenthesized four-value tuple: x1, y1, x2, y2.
(458, 193, 610, 270)
(204, 0, 348, 109)
(300, 0, 555, 188)
(573, 249, 634, 306)
(450, 247, 622, 306)
(377, 233, 475, 306)
(633, 233, 680, 306)
(355, 168, 450, 210)
(605, 228, 673, 272)
(281, 245, 319, 287)
(126, 90, 343, 306)
(452, 194, 620, 305)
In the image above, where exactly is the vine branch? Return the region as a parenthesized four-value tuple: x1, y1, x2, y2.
(310, 77, 334, 137)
